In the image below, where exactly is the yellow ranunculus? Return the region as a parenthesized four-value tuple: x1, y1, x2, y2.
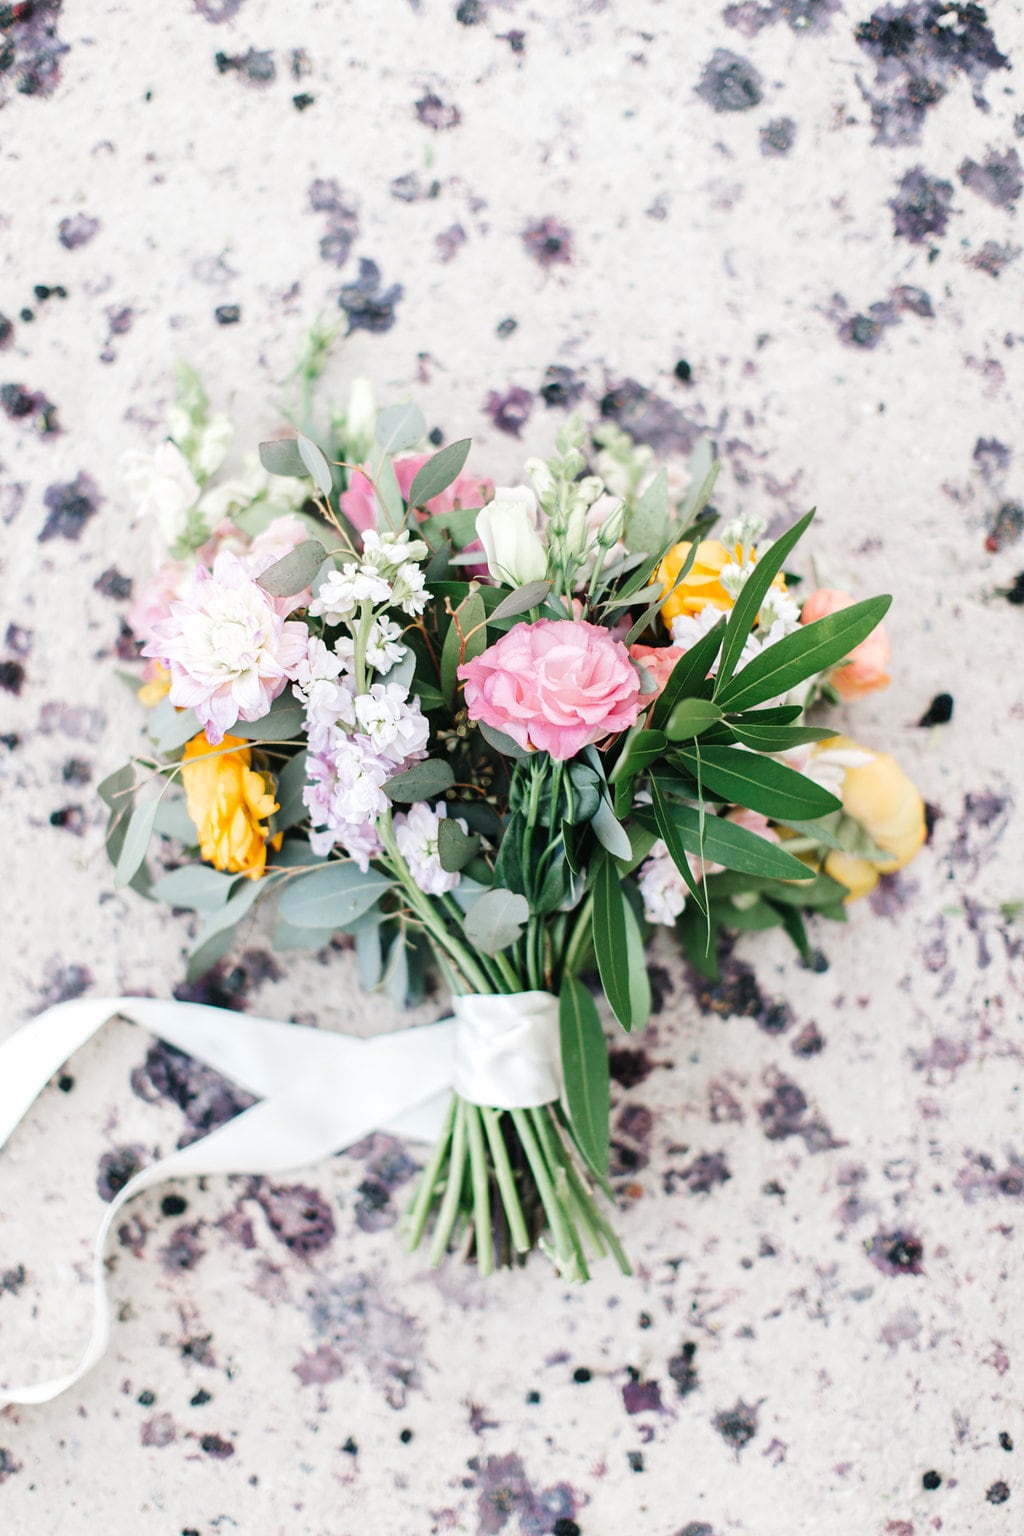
(181, 732, 279, 880)
(817, 736, 926, 901)
(138, 662, 172, 708)
(654, 539, 788, 629)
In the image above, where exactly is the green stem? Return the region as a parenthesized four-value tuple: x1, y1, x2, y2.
(404, 1096, 456, 1251)
(510, 1108, 583, 1280)
(465, 1103, 493, 1278)
(481, 1108, 531, 1254)
(428, 1098, 469, 1267)
(530, 1107, 589, 1280)
(562, 889, 595, 980)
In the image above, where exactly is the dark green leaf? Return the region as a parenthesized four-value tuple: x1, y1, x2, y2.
(462, 887, 529, 954)
(593, 855, 636, 1031)
(706, 869, 845, 908)
(673, 746, 842, 821)
(566, 762, 602, 825)
(492, 810, 527, 895)
(559, 974, 610, 1178)
(383, 758, 455, 803)
(297, 435, 333, 497)
(257, 540, 328, 598)
(714, 595, 893, 712)
(277, 863, 391, 928)
(769, 900, 813, 963)
(715, 509, 814, 689)
(677, 904, 720, 979)
(642, 788, 815, 882)
(407, 438, 472, 509)
(651, 617, 727, 730)
(713, 896, 784, 932)
(376, 402, 426, 455)
(649, 777, 709, 916)
(592, 794, 632, 861)
(437, 815, 480, 872)
(259, 438, 306, 478)
(664, 698, 724, 742)
(728, 722, 835, 752)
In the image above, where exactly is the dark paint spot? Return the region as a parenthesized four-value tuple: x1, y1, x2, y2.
(950, 789, 1013, 876)
(36, 959, 91, 1008)
(713, 1399, 759, 1451)
(974, 436, 1010, 480)
(1, 1264, 26, 1295)
(552, 1522, 580, 1536)
(573, 1366, 592, 1383)
(348, 1134, 417, 1232)
(484, 386, 533, 437)
(40, 472, 101, 542)
(1, 0, 69, 102)
(668, 1341, 699, 1398)
(677, 1151, 732, 1195)
(839, 305, 899, 349)
(673, 358, 693, 383)
(609, 1047, 654, 1089)
(970, 240, 1020, 278)
(854, 2, 1009, 146)
(0, 659, 24, 695)
(342, 1436, 358, 1454)
(338, 258, 403, 334)
(292, 91, 314, 111)
(57, 1074, 73, 1092)
(140, 1412, 176, 1448)
(57, 213, 100, 250)
(696, 49, 763, 112)
(869, 1229, 924, 1276)
(627, 1451, 645, 1471)
(623, 1375, 663, 1415)
(987, 1482, 1010, 1505)
(95, 569, 132, 606)
(791, 1022, 824, 1056)
(1000, 1432, 1013, 1451)
(918, 692, 953, 727)
(468, 1448, 578, 1532)
(891, 166, 954, 243)
(390, 171, 440, 202)
(190, 1388, 212, 1406)
(415, 91, 461, 131)
(502, 29, 525, 53)
(522, 216, 574, 268)
(255, 1181, 335, 1256)
(160, 1223, 205, 1273)
(293, 1343, 344, 1386)
(959, 146, 1022, 210)
(724, 0, 841, 34)
(193, 0, 247, 19)
(456, 0, 484, 21)
(131, 1039, 255, 1148)
(985, 502, 1024, 552)
(214, 303, 240, 325)
(199, 1433, 235, 1458)
(161, 1192, 188, 1217)
(49, 804, 85, 834)
(955, 1151, 1024, 1204)
(758, 1073, 840, 1152)
(760, 115, 796, 156)
(2, 381, 59, 435)
(214, 47, 275, 85)
(1006, 572, 1024, 605)
(923, 1470, 942, 1489)
(0, 312, 12, 348)
(309, 177, 360, 268)
(679, 1526, 714, 1536)
(0, 1447, 22, 1483)
(600, 377, 702, 455)
(96, 1144, 146, 1203)
(690, 949, 793, 1034)
(435, 223, 467, 263)
(540, 364, 585, 409)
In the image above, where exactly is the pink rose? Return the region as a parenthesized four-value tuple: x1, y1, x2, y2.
(340, 454, 493, 535)
(628, 643, 685, 700)
(459, 619, 641, 761)
(801, 588, 891, 700)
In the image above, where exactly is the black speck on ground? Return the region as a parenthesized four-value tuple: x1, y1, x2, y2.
(697, 49, 763, 112)
(292, 91, 314, 111)
(522, 216, 573, 268)
(214, 304, 241, 325)
(3, 382, 59, 436)
(713, 1399, 759, 1452)
(456, 0, 484, 21)
(1007, 572, 1024, 605)
(987, 1481, 1010, 1505)
(922, 1470, 942, 1489)
(214, 47, 275, 85)
(496, 316, 517, 338)
(0, 659, 25, 695)
(918, 692, 953, 727)
(0, 313, 13, 348)
(869, 1228, 924, 1276)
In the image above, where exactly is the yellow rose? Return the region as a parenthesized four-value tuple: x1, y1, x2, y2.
(654, 539, 787, 629)
(817, 736, 926, 900)
(181, 732, 280, 880)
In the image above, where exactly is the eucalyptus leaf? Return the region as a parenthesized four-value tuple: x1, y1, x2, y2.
(714, 595, 893, 711)
(277, 864, 391, 928)
(256, 540, 327, 598)
(98, 763, 135, 811)
(232, 697, 306, 742)
(272, 919, 339, 951)
(462, 887, 529, 955)
(376, 402, 426, 456)
(185, 925, 239, 984)
(559, 974, 610, 1179)
(489, 580, 552, 622)
(437, 815, 480, 872)
(478, 721, 529, 759)
(114, 797, 161, 889)
(383, 758, 455, 803)
(297, 435, 334, 497)
(384, 932, 410, 1007)
(193, 876, 261, 940)
(152, 795, 198, 844)
(407, 438, 472, 508)
(272, 750, 309, 832)
(150, 700, 202, 754)
(376, 454, 404, 531)
(625, 467, 669, 554)
(356, 922, 384, 989)
(152, 865, 238, 910)
(258, 438, 307, 478)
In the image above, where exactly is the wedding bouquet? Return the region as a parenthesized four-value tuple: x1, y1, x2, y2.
(105, 353, 926, 1281)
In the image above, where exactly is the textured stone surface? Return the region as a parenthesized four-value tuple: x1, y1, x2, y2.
(2, 2, 1023, 1533)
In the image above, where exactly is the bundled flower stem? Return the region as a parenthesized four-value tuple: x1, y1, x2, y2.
(105, 352, 927, 1281)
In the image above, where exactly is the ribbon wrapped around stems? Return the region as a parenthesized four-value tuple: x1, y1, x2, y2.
(0, 991, 562, 1407)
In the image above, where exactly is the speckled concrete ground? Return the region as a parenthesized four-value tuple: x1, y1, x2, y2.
(2, 2, 1023, 1533)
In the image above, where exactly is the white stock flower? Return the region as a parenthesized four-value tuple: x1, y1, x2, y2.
(310, 565, 393, 623)
(195, 413, 234, 478)
(391, 561, 429, 616)
(362, 528, 429, 571)
(365, 618, 406, 672)
(475, 487, 547, 586)
(638, 841, 688, 927)
(353, 683, 429, 764)
(121, 441, 203, 546)
(393, 802, 465, 896)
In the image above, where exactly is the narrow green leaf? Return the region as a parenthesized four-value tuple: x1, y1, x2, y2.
(593, 855, 635, 1031)
(673, 745, 841, 821)
(384, 931, 410, 1005)
(715, 595, 893, 712)
(728, 722, 835, 752)
(664, 698, 724, 742)
(407, 438, 472, 508)
(651, 617, 727, 730)
(376, 402, 426, 455)
(272, 750, 309, 832)
(462, 887, 529, 954)
(625, 467, 669, 554)
(715, 509, 815, 690)
(642, 789, 815, 882)
(677, 903, 720, 978)
(623, 889, 651, 1029)
(297, 435, 333, 497)
(437, 815, 480, 872)
(559, 975, 610, 1179)
(114, 797, 161, 889)
(256, 540, 327, 598)
(649, 777, 709, 916)
(489, 580, 552, 621)
(259, 438, 306, 477)
(383, 757, 455, 803)
(592, 794, 632, 860)
(769, 900, 813, 963)
(277, 863, 391, 927)
(678, 440, 720, 526)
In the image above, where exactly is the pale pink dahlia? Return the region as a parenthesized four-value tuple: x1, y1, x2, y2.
(144, 549, 308, 744)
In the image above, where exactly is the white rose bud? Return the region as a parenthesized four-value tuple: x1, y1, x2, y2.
(475, 487, 547, 586)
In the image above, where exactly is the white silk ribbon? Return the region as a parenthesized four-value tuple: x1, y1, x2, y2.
(0, 989, 561, 1407)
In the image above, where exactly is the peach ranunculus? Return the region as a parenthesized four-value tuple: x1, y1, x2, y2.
(628, 643, 685, 700)
(181, 732, 280, 880)
(459, 619, 642, 761)
(340, 454, 493, 535)
(800, 588, 891, 699)
(812, 736, 926, 900)
(654, 539, 788, 630)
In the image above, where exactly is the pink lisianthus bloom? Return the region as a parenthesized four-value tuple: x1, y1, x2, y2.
(143, 549, 309, 744)
(725, 806, 780, 845)
(628, 643, 685, 700)
(801, 588, 891, 699)
(459, 619, 641, 761)
(340, 454, 493, 534)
